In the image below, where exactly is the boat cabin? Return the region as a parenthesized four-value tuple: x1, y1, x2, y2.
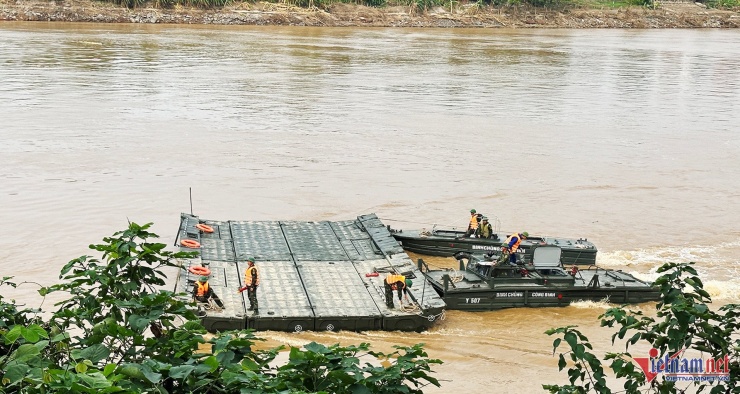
(464, 245, 576, 287)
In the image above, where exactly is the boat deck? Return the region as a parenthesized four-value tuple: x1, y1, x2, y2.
(425, 266, 652, 291)
(174, 213, 446, 332)
(393, 228, 598, 265)
(420, 257, 659, 311)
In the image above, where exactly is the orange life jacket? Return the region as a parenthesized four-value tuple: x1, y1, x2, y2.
(386, 274, 405, 290)
(244, 265, 260, 286)
(469, 214, 479, 230)
(505, 233, 523, 253)
(196, 281, 209, 297)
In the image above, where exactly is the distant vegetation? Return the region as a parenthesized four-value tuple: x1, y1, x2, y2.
(98, 0, 740, 12)
(0, 222, 441, 393)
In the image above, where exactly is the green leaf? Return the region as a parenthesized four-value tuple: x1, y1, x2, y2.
(78, 372, 113, 389)
(4, 325, 22, 343)
(128, 314, 150, 332)
(140, 364, 162, 384)
(3, 364, 30, 384)
(119, 364, 146, 380)
(79, 344, 110, 364)
(76, 362, 89, 374)
(20, 327, 38, 343)
(12, 343, 41, 362)
(168, 365, 195, 379)
(304, 341, 329, 354)
(51, 332, 71, 343)
(574, 344, 585, 358)
(558, 354, 566, 371)
(552, 338, 562, 354)
(202, 356, 220, 372)
(564, 331, 578, 349)
(21, 324, 49, 343)
(103, 363, 117, 377)
(241, 358, 260, 371)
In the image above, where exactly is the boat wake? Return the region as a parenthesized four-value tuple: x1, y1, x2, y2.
(588, 240, 740, 303)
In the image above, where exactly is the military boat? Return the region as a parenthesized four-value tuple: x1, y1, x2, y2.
(174, 213, 446, 333)
(416, 247, 660, 311)
(391, 225, 598, 266)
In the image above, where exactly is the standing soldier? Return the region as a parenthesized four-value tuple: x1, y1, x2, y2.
(238, 257, 260, 314)
(466, 209, 482, 237)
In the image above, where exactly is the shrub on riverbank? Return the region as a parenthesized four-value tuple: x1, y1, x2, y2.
(0, 222, 441, 393)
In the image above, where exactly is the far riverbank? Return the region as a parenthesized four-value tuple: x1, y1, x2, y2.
(1, 0, 739, 27)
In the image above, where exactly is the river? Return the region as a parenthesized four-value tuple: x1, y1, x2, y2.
(1, 22, 739, 392)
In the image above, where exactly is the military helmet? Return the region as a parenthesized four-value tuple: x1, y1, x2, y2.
(470, 209, 476, 213)
(199, 276, 209, 282)
(405, 279, 413, 287)
(522, 231, 529, 238)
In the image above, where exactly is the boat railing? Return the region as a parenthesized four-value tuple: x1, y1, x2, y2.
(417, 258, 429, 272)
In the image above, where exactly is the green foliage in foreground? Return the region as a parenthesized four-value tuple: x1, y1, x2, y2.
(544, 262, 739, 394)
(0, 222, 441, 393)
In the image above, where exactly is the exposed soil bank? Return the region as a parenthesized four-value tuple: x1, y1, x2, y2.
(1, 0, 739, 27)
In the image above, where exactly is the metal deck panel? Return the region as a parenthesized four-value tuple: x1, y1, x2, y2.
(199, 238, 236, 262)
(281, 221, 349, 261)
(329, 221, 381, 260)
(236, 260, 313, 319)
(358, 214, 405, 255)
(297, 261, 380, 317)
(230, 221, 292, 261)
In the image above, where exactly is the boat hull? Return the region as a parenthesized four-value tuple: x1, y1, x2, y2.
(433, 286, 661, 311)
(393, 229, 598, 266)
(417, 253, 660, 311)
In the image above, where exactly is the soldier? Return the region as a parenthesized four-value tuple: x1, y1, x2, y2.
(384, 274, 412, 309)
(238, 257, 260, 314)
(466, 209, 482, 237)
(503, 231, 529, 265)
(192, 276, 224, 308)
(475, 216, 494, 239)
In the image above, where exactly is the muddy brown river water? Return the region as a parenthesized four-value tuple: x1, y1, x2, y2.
(1, 23, 739, 392)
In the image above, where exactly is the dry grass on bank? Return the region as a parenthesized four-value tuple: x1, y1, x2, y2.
(1, 0, 738, 27)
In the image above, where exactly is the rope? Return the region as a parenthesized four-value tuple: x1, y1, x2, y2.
(398, 301, 446, 323)
(200, 299, 223, 312)
(399, 301, 420, 313)
(423, 262, 464, 283)
(446, 267, 464, 283)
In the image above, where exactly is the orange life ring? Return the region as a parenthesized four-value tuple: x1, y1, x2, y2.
(195, 224, 214, 233)
(188, 266, 211, 276)
(180, 239, 201, 248)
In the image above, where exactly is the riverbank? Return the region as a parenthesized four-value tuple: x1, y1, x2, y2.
(1, 0, 739, 27)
